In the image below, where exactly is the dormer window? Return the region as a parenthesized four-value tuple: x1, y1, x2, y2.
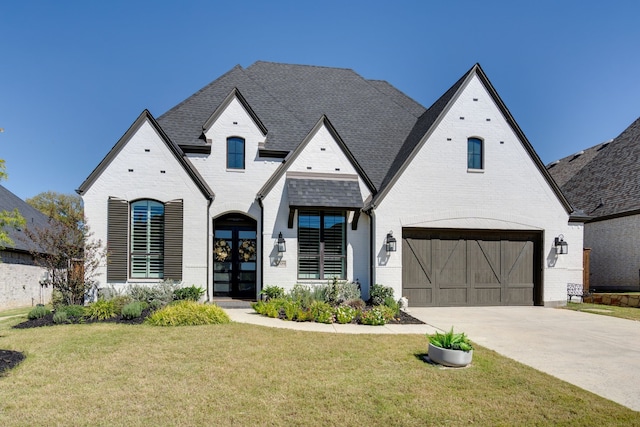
(227, 137, 245, 169)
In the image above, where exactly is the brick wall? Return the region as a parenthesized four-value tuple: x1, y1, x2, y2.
(0, 250, 51, 309)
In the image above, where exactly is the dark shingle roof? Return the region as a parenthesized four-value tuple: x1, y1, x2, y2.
(157, 61, 426, 190)
(287, 178, 363, 209)
(547, 117, 640, 219)
(0, 185, 51, 252)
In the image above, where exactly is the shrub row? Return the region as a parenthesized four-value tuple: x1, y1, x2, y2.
(253, 281, 400, 325)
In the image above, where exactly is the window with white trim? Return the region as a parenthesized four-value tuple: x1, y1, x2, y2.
(467, 137, 483, 170)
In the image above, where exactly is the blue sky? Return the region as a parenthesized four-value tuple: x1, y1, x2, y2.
(1, 0, 639, 200)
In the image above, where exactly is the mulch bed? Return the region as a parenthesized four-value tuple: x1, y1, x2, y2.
(389, 310, 425, 324)
(0, 350, 26, 376)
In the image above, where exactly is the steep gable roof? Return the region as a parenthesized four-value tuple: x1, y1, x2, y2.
(77, 110, 214, 199)
(547, 116, 640, 219)
(158, 61, 426, 190)
(368, 63, 572, 214)
(0, 185, 51, 253)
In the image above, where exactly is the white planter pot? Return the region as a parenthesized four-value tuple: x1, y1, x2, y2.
(428, 343, 473, 367)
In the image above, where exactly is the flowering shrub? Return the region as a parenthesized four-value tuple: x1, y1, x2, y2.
(335, 306, 357, 324)
(359, 306, 388, 325)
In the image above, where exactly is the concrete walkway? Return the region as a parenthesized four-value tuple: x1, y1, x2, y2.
(226, 306, 640, 412)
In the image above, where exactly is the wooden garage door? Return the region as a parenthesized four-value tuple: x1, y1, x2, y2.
(402, 229, 541, 307)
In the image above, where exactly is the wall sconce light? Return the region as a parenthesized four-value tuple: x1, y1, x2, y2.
(554, 234, 568, 255)
(277, 232, 286, 253)
(386, 232, 397, 252)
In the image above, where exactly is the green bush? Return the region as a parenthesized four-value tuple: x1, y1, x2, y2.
(251, 300, 267, 315)
(264, 299, 286, 318)
(383, 296, 400, 316)
(127, 281, 178, 309)
(145, 301, 230, 326)
(111, 295, 133, 313)
(295, 307, 314, 322)
(58, 304, 86, 318)
(345, 298, 366, 311)
(261, 285, 285, 301)
(173, 285, 205, 301)
(283, 300, 300, 321)
(28, 305, 51, 320)
(86, 300, 117, 320)
(53, 310, 69, 324)
(310, 301, 334, 324)
(311, 284, 329, 303)
(359, 306, 388, 326)
(325, 278, 361, 305)
(51, 289, 65, 309)
(335, 306, 356, 324)
(288, 284, 314, 308)
(121, 301, 145, 320)
(369, 284, 394, 306)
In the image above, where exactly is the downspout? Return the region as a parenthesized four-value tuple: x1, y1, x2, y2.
(206, 196, 213, 302)
(367, 206, 375, 301)
(257, 196, 264, 300)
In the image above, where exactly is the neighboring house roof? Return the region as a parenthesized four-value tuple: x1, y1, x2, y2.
(0, 185, 51, 253)
(547, 116, 640, 220)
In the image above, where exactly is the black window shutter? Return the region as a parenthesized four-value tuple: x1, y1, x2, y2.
(164, 199, 183, 281)
(107, 197, 128, 282)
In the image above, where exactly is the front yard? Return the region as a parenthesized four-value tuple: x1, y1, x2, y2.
(0, 310, 638, 426)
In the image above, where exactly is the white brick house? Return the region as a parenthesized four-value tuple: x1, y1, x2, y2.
(78, 62, 583, 306)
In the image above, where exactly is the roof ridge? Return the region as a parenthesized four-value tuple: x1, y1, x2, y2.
(158, 64, 244, 120)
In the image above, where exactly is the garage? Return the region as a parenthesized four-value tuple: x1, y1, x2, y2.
(402, 229, 542, 307)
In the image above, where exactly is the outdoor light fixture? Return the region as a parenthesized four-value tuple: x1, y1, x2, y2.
(555, 234, 568, 255)
(277, 232, 286, 253)
(386, 232, 397, 252)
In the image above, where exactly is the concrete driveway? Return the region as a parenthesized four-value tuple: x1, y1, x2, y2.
(409, 306, 640, 412)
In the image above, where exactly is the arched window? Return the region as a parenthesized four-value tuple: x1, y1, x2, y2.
(130, 200, 164, 278)
(467, 137, 483, 170)
(227, 137, 245, 169)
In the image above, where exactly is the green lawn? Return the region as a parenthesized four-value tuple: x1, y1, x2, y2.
(0, 313, 638, 426)
(564, 302, 640, 321)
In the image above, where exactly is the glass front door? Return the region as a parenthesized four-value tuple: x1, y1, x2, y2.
(213, 215, 257, 298)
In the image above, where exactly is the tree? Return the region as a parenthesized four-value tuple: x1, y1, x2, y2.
(24, 191, 104, 305)
(23, 215, 105, 306)
(0, 159, 26, 251)
(26, 191, 83, 230)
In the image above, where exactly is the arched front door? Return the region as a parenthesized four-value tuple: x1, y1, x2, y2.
(213, 213, 257, 298)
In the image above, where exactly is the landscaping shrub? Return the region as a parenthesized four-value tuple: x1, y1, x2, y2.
(325, 278, 361, 305)
(295, 307, 314, 322)
(251, 300, 267, 315)
(51, 289, 65, 309)
(127, 281, 178, 309)
(261, 285, 285, 301)
(52, 310, 69, 324)
(145, 301, 230, 326)
(28, 306, 51, 320)
(173, 285, 205, 301)
(264, 299, 286, 318)
(110, 295, 133, 313)
(369, 283, 394, 306)
(311, 284, 329, 303)
(359, 306, 388, 325)
(283, 300, 300, 321)
(345, 298, 366, 311)
(58, 304, 86, 318)
(310, 301, 334, 324)
(86, 300, 117, 320)
(121, 301, 145, 320)
(288, 284, 314, 308)
(384, 296, 400, 316)
(335, 306, 357, 324)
